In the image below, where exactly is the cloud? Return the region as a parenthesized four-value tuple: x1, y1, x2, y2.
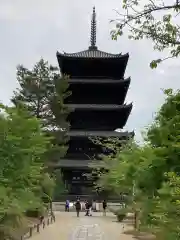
(0, 0, 179, 142)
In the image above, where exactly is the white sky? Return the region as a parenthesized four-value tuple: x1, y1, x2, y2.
(0, 0, 179, 142)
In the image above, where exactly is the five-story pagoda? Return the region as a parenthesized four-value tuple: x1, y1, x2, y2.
(55, 7, 133, 198)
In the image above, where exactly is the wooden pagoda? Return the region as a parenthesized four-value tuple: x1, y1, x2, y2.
(54, 7, 133, 198)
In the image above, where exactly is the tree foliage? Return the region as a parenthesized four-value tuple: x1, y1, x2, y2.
(11, 59, 71, 200)
(12, 59, 70, 162)
(12, 59, 70, 128)
(111, 0, 180, 67)
(98, 89, 180, 239)
(6, 59, 70, 223)
(0, 104, 53, 239)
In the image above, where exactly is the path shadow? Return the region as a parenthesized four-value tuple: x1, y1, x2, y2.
(123, 230, 155, 240)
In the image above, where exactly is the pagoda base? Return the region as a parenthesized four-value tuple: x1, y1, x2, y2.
(61, 168, 95, 196)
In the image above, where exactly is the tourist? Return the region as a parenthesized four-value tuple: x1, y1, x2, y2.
(89, 201, 92, 216)
(75, 199, 81, 217)
(102, 200, 107, 216)
(65, 199, 70, 212)
(85, 200, 90, 216)
(39, 215, 44, 224)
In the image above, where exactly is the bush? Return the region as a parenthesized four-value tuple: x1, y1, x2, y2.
(115, 209, 127, 222)
(26, 209, 45, 218)
(116, 213, 126, 222)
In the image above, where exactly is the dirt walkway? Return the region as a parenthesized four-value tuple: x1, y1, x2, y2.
(30, 212, 134, 239)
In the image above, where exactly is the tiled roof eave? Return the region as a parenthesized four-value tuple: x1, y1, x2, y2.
(65, 102, 133, 110)
(68, 77, 131, 84)
(56, 50, 129, 59)
(66, 130, 134, 137)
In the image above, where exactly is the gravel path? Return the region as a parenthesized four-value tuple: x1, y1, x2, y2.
(30, 212, 134, 240)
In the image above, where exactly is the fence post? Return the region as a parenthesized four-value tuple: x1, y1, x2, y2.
(52, 212, 55, 222)
(37, 224, 40, 233)
(29, 227, 33, 237)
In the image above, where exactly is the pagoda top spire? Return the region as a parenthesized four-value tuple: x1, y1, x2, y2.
(89, 6, 97, 50)
(56, 6, 129, 60)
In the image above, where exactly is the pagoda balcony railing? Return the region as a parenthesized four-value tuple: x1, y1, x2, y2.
(53, 194, 126, 202)
(65, 152, 103, 159)
(69, 126, 118, 131)
(68, 76, 124, 79)
(66, 103, 130, 109)
(48, 159, 106, 168)
(66, 130, 134, 138)
(68, 77, 130, 83)
(69, 180, 93, 184)
(65, 153, 104, 159)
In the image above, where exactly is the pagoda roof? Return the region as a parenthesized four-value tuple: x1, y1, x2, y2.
(57, 7, 128, 60)
(56, 50, 128, 59)
(65, 77, 130, 105)
(66, 103, 132, 111)
(66, 130, 134, 138)
(68, 77, 131, 84)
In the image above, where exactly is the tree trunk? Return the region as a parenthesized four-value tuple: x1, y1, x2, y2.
(50, 201, 53, 215)
(134, 210, 139, 230)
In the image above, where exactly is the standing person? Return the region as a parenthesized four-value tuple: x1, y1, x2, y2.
(75, 199, 81, 217)
(85, 200, 89, 216)
(39, 215, 44, 224)
(89, 200, 92, 216)
(65, 199, 70, 212)
(102, 200, 107, 216)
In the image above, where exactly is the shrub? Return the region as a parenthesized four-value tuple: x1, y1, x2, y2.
(115, 209, 127, 222)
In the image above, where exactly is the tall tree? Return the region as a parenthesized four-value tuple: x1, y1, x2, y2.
(97, 89, 180, 238)
(12, 59, 70, 162)
(0, 104, 53, 239)
(111, 0, 180, 68)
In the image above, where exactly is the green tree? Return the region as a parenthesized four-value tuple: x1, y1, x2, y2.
(142, 89, 180, 238)
(97, 89, 180, 238)
(153, 172, 180, 240)
(12, 59, 71, 198)
(0, 104, 53, 239)
(53, 169, 67, 201)
(12, 59, 70, 161)
(111, 0, 180, 67)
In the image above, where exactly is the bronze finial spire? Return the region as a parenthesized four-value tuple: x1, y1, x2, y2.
(89, 6, 97, 50)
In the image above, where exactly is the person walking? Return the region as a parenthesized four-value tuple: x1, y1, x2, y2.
(89, 200, 92, 216)
(75, 199, 81, 217)
(85, 200, 90, 216)
(65, 199, 70, 212)
(102, 200, 107, 216)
